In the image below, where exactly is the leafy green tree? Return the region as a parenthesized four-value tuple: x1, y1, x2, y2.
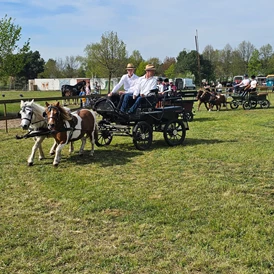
(146, 57, 161, 75)
(160, 57, 176, 77)
(176, 50, 214, 85)
(17, 51, 45, 84)
(248, 49, 262, 76)
(0, 15, 30, 78)
(219, 44, 233, 81)
(135, 61, 146, 76)
(237, 41, 255, 72)
(84, 31, 127, 93)
(259, 44, 273, 75)
(128, 50, 143, 69)
(164, 63, 175, 79)
(39, 59, 62, 78)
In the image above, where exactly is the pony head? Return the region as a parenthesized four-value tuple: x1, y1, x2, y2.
(45, 102, 72, 130)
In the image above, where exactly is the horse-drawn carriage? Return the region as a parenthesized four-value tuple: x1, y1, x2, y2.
(229, 92, 270, 110)
(93, 93, 190, 150)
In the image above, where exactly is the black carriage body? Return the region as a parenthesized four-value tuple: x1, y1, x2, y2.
(94, 97, 189, 150)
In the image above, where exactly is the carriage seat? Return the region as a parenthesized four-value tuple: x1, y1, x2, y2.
(138, 94, 157, 111)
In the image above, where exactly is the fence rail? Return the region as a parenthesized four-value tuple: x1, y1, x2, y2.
(0, 94, 103, 132)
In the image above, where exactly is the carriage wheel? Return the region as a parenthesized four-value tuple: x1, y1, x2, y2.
(95, 120, 113, 147)
(133, 121, 153, 150)
(260, 100, 270, 109)
(230, 100, 239, 109)
(250, 99, 257, 109)
(242, 100, 252, 110)
(163, 119, 186, 146)
(185, 112, 194, 122)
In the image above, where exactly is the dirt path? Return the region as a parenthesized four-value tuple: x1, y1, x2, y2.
(0, 119, 21, 130)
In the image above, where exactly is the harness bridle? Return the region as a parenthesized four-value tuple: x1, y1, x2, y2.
(46, 105, 61, 122)
(21, 106, 46, 126)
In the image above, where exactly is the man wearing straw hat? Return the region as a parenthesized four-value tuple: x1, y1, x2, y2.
(108, 63, 139, 108)
(120, 64, 157, 114)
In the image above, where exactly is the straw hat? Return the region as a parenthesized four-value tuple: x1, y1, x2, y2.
(145, 64, 156, 71)
(126, 63, 135, 69)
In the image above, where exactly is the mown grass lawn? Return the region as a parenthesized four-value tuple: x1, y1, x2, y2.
(0, 93, 274, 273)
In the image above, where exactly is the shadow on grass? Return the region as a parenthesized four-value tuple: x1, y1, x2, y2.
(152, 137, 238, 149)
(185, 137, 238, 146)
(66, 147, 143, 167)
(192, 117, 217, 122)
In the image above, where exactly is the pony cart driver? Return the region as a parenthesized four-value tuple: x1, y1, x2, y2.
(119, 64, 158, 115)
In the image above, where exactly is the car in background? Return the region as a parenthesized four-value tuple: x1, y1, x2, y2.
(233, 75, 243, 84)
(174, 78, 196, 90)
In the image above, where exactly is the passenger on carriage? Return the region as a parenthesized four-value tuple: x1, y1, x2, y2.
(233, 74, 250, 94)
(157, 78, 170, 108)
(216, 82, 223, 94)
(108, 63, 139, 108)
(241, 75, 257, 97)
(169, 79, 177, 96)
(120, 64, 157, 115)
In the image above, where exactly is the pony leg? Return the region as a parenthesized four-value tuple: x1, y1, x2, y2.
(28, 137, 45, 166)
(197, 102, 201, 111)
(50, 141, 58, 155)
(53, 143, 65, 166)
(205, 102, 209, 110)
(69, 141, 74, 154)
(79, 137, 87, 155)
(89, 129, 96, 156)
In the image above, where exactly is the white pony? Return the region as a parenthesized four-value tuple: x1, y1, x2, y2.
(19, 100, 72, 166)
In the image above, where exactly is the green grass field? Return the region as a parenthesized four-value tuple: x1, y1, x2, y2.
(0, 91, 274, 273)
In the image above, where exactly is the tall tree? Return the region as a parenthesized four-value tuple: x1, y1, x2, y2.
(237, 41, 255, 72)
(164, 63, 176, 79)
(84, 31, 127, 93)
(161, 57, 176, 76)
(248, 49, 262, 76)
(17, 51, 45, 84)
(39, 59, 62, 78)
(0, 15, 30, 78)
(128, 50, 143, 68)
(259, 44, 273, 75)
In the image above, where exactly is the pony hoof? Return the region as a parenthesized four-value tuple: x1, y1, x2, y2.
(53, 163, 59, 167)
(50, 152, 55, 156)
(28, 162, 34, 166)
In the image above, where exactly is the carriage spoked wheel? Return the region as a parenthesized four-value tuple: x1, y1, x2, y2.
(185, 112, 194, 122)
(250, 99, 257, 109)
(95, 120, 113, 147)
(242, 100, 252, 110)
(230, 100, 239, 109)
(133, 121, 153, 150)
(243, 99, 257, 110)
(260, 100, 270, 109)
(163, 119, 186, 146)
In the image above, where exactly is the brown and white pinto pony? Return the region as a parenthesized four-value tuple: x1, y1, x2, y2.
(44, 102, 97, 166)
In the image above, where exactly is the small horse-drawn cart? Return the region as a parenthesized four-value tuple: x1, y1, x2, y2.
(93, 95, 189, 150)
(230, 92, 270, 110)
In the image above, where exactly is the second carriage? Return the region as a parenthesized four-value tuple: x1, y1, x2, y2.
(229, 91, 270, 110)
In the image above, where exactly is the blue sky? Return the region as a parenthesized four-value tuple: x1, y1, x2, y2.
(1, 0, 274, 62)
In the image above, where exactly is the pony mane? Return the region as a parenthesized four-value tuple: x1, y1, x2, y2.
(55, 103, 72, 121)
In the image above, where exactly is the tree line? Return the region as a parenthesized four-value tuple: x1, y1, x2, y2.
(1, 15, 274, 91)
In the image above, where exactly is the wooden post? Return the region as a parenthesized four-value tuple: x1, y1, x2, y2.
(4, 103, 8, 133)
